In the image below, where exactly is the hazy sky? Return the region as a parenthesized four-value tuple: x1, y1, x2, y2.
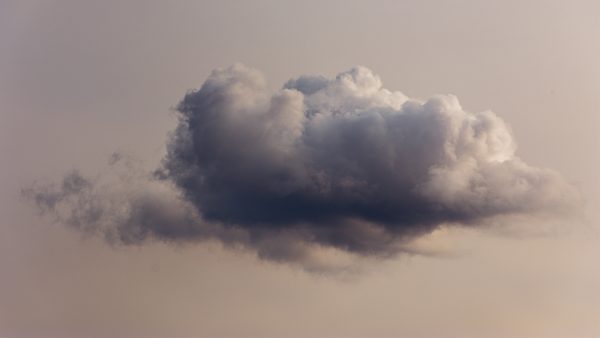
(1, 1, 599, 337)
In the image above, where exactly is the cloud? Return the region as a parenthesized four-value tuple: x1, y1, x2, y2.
(24, 64, 580, 272)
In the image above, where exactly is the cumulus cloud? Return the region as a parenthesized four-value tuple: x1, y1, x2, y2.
(25, 64, 580, 272)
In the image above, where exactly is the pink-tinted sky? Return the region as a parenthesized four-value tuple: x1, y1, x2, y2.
(1, 1, 599, 337)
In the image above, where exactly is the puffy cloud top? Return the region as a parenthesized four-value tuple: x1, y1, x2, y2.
(163, 64, 577, 252)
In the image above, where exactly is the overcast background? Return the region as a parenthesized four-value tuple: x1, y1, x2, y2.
(1, 1, 599, 337)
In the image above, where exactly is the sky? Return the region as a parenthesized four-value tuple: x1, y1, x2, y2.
(1, 1, 599, 337)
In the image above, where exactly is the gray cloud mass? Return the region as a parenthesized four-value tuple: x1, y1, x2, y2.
(25, 64, 579, 271)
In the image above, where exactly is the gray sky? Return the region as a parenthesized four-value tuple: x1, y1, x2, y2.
(1, 1, 599, 337)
